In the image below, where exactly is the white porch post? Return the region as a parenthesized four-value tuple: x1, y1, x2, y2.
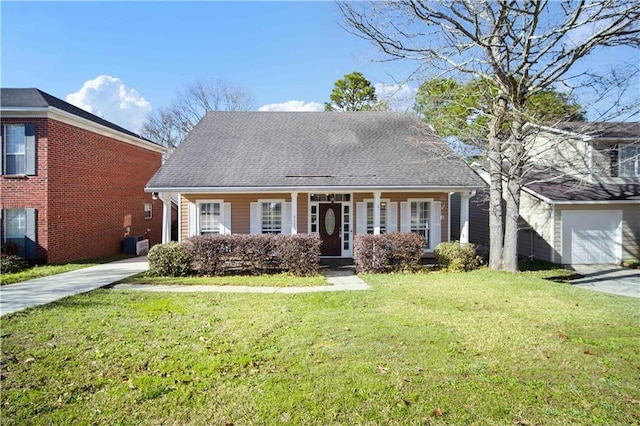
(290, 191, 298, 234)
(159, 192, 173, 243)
(373, 191, 381, 235)
(460, 191, 470, 244)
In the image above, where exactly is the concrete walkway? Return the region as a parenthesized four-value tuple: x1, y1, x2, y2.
(0, 256, 149, 316)
(111, 267, 370, 294)
(1, 261, 369, 316)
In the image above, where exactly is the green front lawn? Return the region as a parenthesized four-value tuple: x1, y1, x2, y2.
(1, 270, 638, 424)
(121, 272, 327, 287)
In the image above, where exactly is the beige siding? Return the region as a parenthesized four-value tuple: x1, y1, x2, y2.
(554, 204, 640, 264)
(296, 194, 309, 234)
(180, 192, 297, 239)
(181, 191, 450, 248)
(518, 191, 553, 262)
(526, 132, 591, 178)
(353, 191, 449, 244)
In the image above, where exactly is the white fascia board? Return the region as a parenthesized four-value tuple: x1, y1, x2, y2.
(528, 123, 637, 143)
(1, 107, 166, 154)
(550, 200, 640, 205)
(519, 185, 639, 206)
(521, 186, 555, 205)
(145, 185, 487, 194)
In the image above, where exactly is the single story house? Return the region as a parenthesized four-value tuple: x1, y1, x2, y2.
(145, 112, 486, 258)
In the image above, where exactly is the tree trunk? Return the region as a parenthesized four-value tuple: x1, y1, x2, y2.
(503, 176, 521, 272)
(488, 141, 504, 270)
(487, 94, 508, 270)
(503, 108, 526, 272)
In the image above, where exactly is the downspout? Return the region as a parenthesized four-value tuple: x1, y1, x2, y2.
(158, 192, 174, 244)
(448, 192, 452, 242)
(550, 203, 556, 263)
(588, 139, 593, 183)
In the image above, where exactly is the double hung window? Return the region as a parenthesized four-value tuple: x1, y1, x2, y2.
(410, 201, 430, 246)
(199, 202, 222, 234)
(3, 124, 35, 175)
(261, 202, 282, 234)
(619, 145, 639, 177)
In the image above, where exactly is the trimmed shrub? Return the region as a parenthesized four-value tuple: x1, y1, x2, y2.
(1, 254, 29, 274)
(147, 242, 192, 277)
(185, 234, 322, 276)
(275, 234, 322, 276)
(434, 241, 483, 272)
(354, 233, 425, 273)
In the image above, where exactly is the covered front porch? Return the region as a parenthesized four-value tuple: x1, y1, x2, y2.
(156, 189, 476, 257)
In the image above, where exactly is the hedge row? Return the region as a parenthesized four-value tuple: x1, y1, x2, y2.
(147, 234, 322, 277)
(354, 233, 425, 273)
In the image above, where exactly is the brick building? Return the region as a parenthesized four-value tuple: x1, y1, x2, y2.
(1, 88, 166, 264)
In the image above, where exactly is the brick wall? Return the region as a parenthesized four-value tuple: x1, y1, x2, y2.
(1, 117, 163, 264)
(0, 118, 50, 261)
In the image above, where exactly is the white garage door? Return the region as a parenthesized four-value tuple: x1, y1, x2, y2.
(562, 210, 622, 264)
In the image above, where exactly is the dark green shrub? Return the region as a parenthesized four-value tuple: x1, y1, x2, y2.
(1, 254, 29, 274)
(434, 241, 483, 272)
(354, 233, 425, 273)
(147, 242, 192, 277)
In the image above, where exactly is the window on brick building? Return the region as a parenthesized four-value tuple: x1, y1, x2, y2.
(1, 208, 37, 260)
(144, 203, 152, 219)
(2, 124, 36, 175)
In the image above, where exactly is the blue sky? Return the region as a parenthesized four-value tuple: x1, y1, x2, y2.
(2, 1, 638, 133)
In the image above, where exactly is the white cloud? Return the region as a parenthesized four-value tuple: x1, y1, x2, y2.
(66, 75, 151, 133)
(374, 82, 418, 112)
(259, 100, 324, 112)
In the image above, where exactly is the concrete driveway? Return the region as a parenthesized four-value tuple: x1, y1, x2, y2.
(568, 265, 640, 298)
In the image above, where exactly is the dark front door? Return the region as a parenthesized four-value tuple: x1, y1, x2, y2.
(319, 203, 342, 256)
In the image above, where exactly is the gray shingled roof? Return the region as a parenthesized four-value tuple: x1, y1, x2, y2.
(1, 88, 155, 143)
(524, 169, 640, 202)
(552, 121, 639, 139)
(146, 111, 486, 190)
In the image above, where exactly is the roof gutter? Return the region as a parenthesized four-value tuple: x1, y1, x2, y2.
(145, 184, 487, 194)
(1, 106, 166, 154)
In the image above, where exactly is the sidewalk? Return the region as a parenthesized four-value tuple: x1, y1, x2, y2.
(111, 268, 370, 294)
(0, 256, 149, 316)
(1, 260, 369, 316)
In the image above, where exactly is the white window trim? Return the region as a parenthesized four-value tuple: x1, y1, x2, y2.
(4, 125, 26, 175)
(363, 198, 390, 234)
(196, 199, 225, 235)
(144, 203, 153, 220)
(4, 209, 26, 239)
(406, 198, 434, 250)
(309, 201, 319, 235)
(308, 194, 353, 257)
(619, 144, 639, 177)
(258, 199, 286, 234)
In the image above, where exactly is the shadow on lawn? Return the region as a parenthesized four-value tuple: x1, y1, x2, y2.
(518, 259, 584, 283)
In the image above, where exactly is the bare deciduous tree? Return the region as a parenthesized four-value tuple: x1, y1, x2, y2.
(340, 0, 640, 271)
(143, 80, 255, 152)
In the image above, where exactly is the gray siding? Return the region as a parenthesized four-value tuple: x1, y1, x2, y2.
(468, 190, 491, 248)
(450, 192, 461, 241)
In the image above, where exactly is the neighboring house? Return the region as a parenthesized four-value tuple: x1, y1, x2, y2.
(468, 122, 639, 265)
(0, 88, 166, 264)
(145, 112, 486, 258)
